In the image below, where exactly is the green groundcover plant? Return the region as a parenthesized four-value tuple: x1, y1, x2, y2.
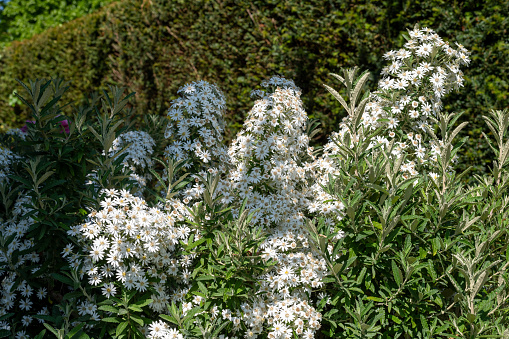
(1, 24, 508, 339)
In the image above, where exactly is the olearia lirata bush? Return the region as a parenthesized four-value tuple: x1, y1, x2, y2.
(1, 24, 509, 339)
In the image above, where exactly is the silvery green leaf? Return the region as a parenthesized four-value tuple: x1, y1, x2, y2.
(323, 83, 350, 115)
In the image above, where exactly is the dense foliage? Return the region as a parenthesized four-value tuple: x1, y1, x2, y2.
(0, 0, 115, 48)
(1, 25, 509, 338)
(0, 0, 507, 179)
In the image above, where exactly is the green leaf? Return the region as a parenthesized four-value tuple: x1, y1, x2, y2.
(40, 179, 67, 194)
(116, 321, 129, 337)
(186, 237, 207, 251)
(129, 314, 144, 326)
(366, 296, 384, 302)
(33, 329, 47, 339)
(159, 314, 178, 325)
(32, 314, 58, 322)
(66, 323, 85, 339)
(43, 323, 62, 338)
(420, 314, 430, 333)
(392, 260, 403, 287)
(118, 308, 128, 316)
(132, 298, 153, 308)
(98, 305, 120, 313)
(391, 314, 402, 324)
(419, 246, 427, 259)
(211, 319, 231, 337)
(427, 260, 437, 282)
(0, 313, 13, 322)
(431, 237, 441, 256)
(128, 304, 143, 312)
(434, 295, 443, 308)
(40, 95, 62, 116)
(51, 273, 74, 286)
(0, 330, 11, 338)
(63, 291, 86, 301)
(196, 275, 215, 281)
(332, 263, 343, 275)
(101, 317, 120, 323)
(372, 221, 382, 230)
(198, 281, 208, 296)
(9, 174, 33, 188)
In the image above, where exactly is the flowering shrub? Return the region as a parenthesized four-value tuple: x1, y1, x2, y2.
(1, 24, 509, 339)
(108, 130, 156, 195)
(323, 26, 470, 182)
(164, 80, 228, 171)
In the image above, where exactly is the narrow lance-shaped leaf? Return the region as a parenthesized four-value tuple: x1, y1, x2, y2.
(392, 260, 403, 287)
(323, 84, 350, 114)
(329, 72, 346, 86)
(350, 70, 370, 112)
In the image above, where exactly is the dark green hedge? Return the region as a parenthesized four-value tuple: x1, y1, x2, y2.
(0, 0, 115, 49)
(0, 2, 116, 128)
(0, 0, 507, 177)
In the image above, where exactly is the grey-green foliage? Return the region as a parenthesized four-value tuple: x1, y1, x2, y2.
(306, 70, 509, 338)
(160, 174, 276, 338)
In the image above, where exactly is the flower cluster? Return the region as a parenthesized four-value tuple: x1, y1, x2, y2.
(0, 146, 15, 184)
(162, 80, 232, 205)
(143, 76, 336, 338)
(202, 76, 339, 337)
(226, 76, 316, 231)
(164, 80, 229, 172)
(4, 127, 27, 140)
(240, 248, 326, 338)
(145, 320, 185, 339)
(65, 188, 195, 313)
(0, 194, 50, 336)
(108, 130, 156, 193)
(326, 26, 470, 178)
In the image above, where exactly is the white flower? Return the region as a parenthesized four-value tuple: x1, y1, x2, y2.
(458, 52, 470, 65)
(409, 110, 420, 119)
(182, 302, 193, 315)
(149, 320, 168, 338)
(90, 245, 105, 262)
(37, 287, 47, 300)
(61, 244, 74, 257)
(15, 331, 29, 339)
(19, 299, 32, 311)
(21, 315, 32, 327)
(135, 276, 149, 292)
(101, 283, 117, 298)
(416, 43, 433, 57)
(430, 73, 445, 87)
(388, 118, 399, 129)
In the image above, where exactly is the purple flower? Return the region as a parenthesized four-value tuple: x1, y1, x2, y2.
(20, 120, 35, 133)
(20, 119, 70, 134)
(59, 119, 70, 134)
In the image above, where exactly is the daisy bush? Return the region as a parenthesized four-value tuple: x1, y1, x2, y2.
(1, 24, 509, 339)
(164, 80, 228, 171)
(65, 188, 195, 309)
(322, 25, 471, 182)
(220, 76, 328, 338)
(107, 130, 156, 195)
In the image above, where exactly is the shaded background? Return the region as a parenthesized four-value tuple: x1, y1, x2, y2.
(0, 0, 507, 180)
